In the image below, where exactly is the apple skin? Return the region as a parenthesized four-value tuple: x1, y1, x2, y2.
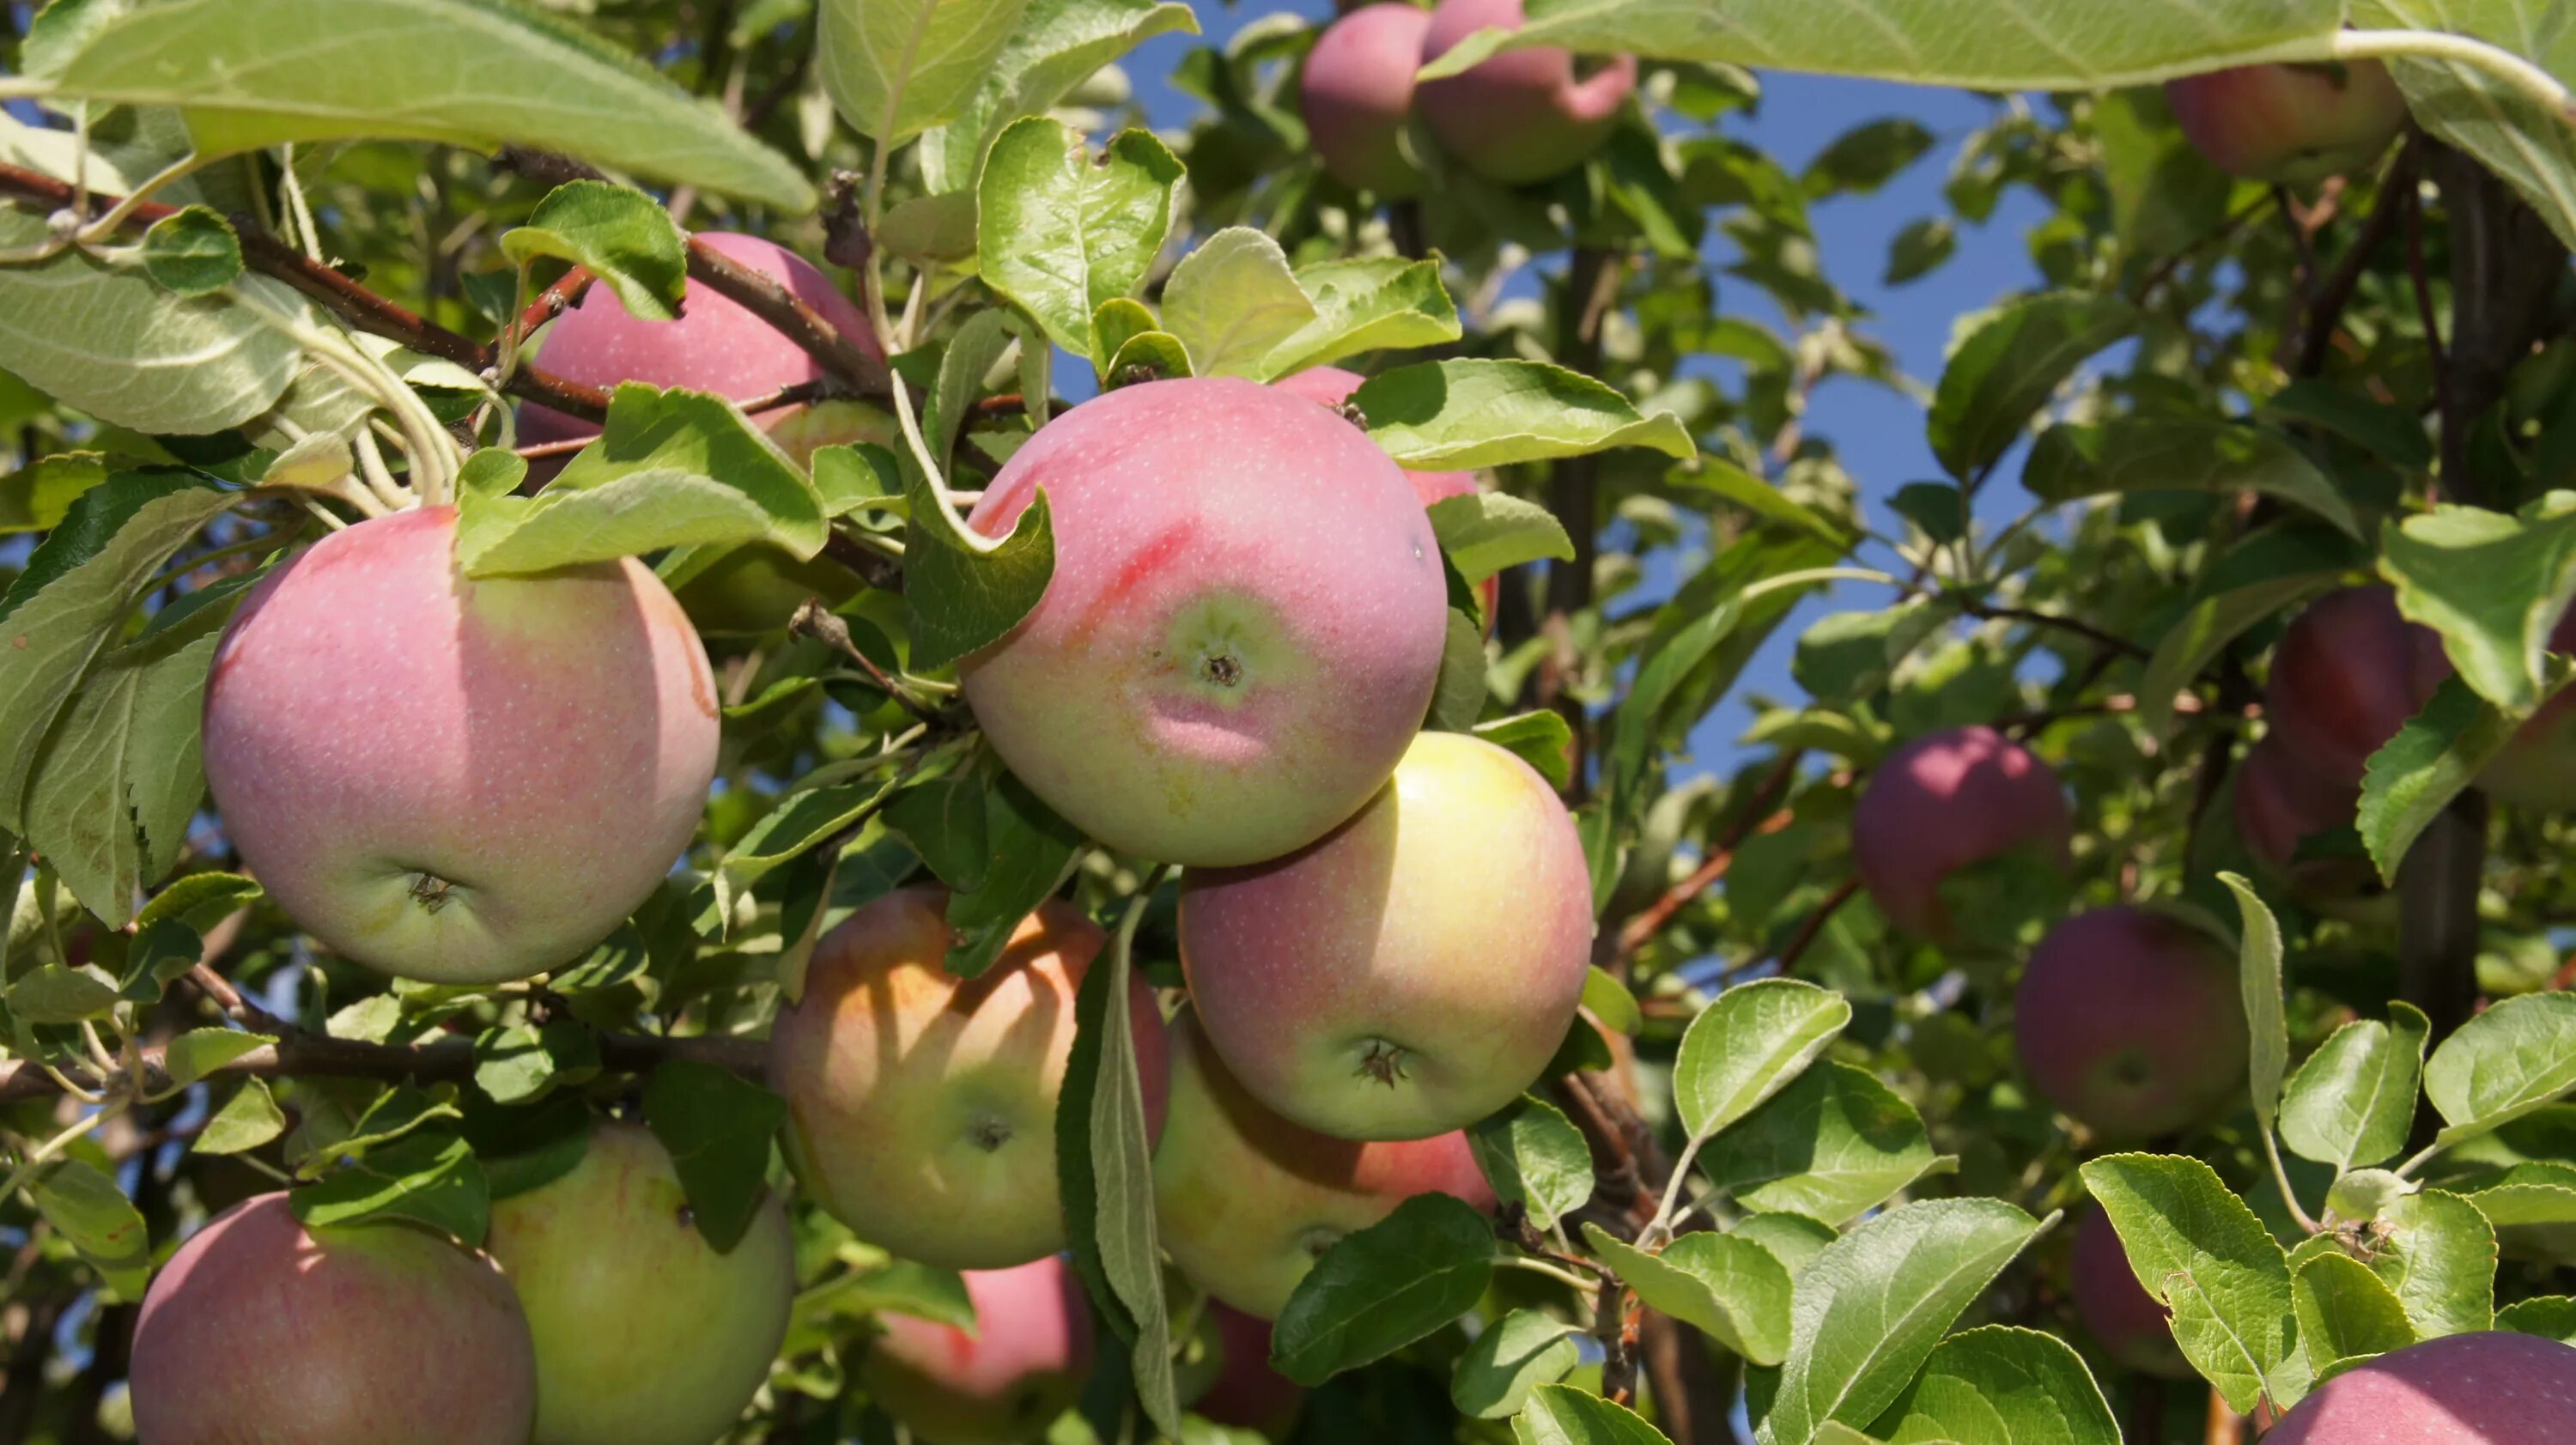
(1300, 3, 1434, 197)
(2267, 1330, 2576, 1443)
(961, 377, 1449, 867)
(2013, 908, 2248, 1144)
(767, 886, 1170, 1270)
(2166, 62, 2409, 186)
(2263, 585, 2451, 791)
(1180, 731, 1593, 1141)
(2233, 732, 2392, 920)
(862, 1256, 1094, 1445)
(1273, 365, 1499, 627)
(201, 506, 719, 986)
(2069, 1205, 2192, 1379)
(1191, 1302, 1306, 1437)
(130, 1193, 537, 1445)
(1416, 0, 1637, 186)
(1850, 726, 2073, 938)
(484, 1121, 796, 1445)
(1154, 1012, 1497, 1320)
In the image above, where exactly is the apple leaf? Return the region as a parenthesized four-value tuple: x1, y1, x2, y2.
(1513, 1384, 1673, 1445)
(1473, 711, 1576, 789)
(140, 205, 244, 297)
(641, 1059, 789, 1254)
(2497, 1296, 2576, 1345)
(1929, 292, 2138, 483)
(1468, 1094, 1594, 1230)
(977, 118, 1184, 358)
(1273, 1193, 1496, 1386)
(2364, 1189, 2495, 1338)
(1452, 1309, 1583, 1419)
(31, 1157, 154, 1300)
(2279, 1005, 2427, 1172)
(292, 1128, 492, 1246)
(1269, 256, 1463, 378)
(2423, 990, 2576, 1147)
(2356, 673, 2551, 884)
(2291, 1250, 2415, 1382)
(1868, 1325, 2119, 1445)
(1160, 228, 1319, 381)
(939, 767, 1084, 978)
(2216, 873, 2288, 1134)
(1673, 977, 1853, 1143)
(2380, 501, 2576, 712)
(161, 1028, 276, 1090)
(1697, 1063, 1940, 1228)
(195, 1078, 289, 1156)
(818, 0, 1029, 145)
(1357, 359, 1695, 471)
(2353, 0, 2576, 249)
(922, 0, 1201, 193)
(499, 180, 688, 322)
(2079, 1153, 2292, 1414)
(2022, 419, 2361, 538)
(1431, 493, 1577, 586)
(1584, 1224, 1793, 1366)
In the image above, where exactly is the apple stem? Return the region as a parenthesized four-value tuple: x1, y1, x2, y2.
(1494, 1256, 1601, 1294)
(2332, 28, 2576, 125)
(2259, 1128, 2322, 1236)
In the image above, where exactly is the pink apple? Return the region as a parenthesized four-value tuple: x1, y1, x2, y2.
(1300, 3, 1435, 197)
(1154, 1012, 1497, 1320)
(201, 507, 719, 985)
(2166, 63, 2409, 185)
(2268, 1330, 2576, 1442)
(961, 377, 1449, 867)
(484, 1121, 796, 1445)
(1273, 364, 1498, 627)
(860, 1256, 1094, 1445)
(131, 1193, 537, 1445)
(2069, 1204, 2191, 1378)
(1851, 726, 2073, 938)
(2262, 585, 2451, 791)
(2013, 908, 2248, 1144)
(768, 887, 1170, 1270)
(1180, 731, 1592, 1140)
(1417, 0, 1637, 186)
(1191, 1302, 1306, 1437)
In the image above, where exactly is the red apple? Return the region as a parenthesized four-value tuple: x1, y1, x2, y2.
(961, 377, 1449, 867)
(2268, 1330, 2576, 1442)
(860, 1256, 1094, 1445)
(201, 507, 719, 985)
(1272, 364, 1498, 626)
(2013, 908, 2248, 1144)
(1850, 726, 2073, 938)
(2069, 1204, 2191, 1378)
(1416, 0, 1637, 186)
(768, 887, 1170, 1270)
(2262, 585, 2450, 791)
(130, 1193, 537, 1445)
(1300, 3, 1434, 197)
(2166, 62, 2409, 186)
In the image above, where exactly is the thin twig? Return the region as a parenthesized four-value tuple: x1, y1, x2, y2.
(1775, 878, 1862, 975)
(1613, 751, 1806, 960)
(686, 234, 890, 395)
(2291, 137, 2418, 378)
(1961, 601, 2150, 661)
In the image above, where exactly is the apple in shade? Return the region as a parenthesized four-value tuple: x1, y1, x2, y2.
(1181, 731, 1594, 1141)
(767, 887, 1170, 1270)
(1416, 0, 1637, 186)
(129, 1193, 537, 1445)
(860, 1255, 1094, 1445)
(200, 507, 719, 986)
(1850, 726, 2073, 938)
(2013, 908, 2248, 1144)
(2233, 732, 2391, 920)
(2266, 1330, 2576, 1443)
(1154, 1011, 1497, 1320)
(1300, 3, 1434, 197)
(960, 376, 1449, 867)
(1189, 1302, 1307, 1437)
(2069, 1205, 2191, 1379)
(1273, 364, 1498, 624)
(2166, 62, 2409, 185)
(483, 1121, 796, 1445)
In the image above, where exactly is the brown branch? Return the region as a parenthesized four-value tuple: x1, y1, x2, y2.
(507, 264, 596, 351)
(1961, 601, 2150, 661)
(789, 598, 941, 726)
(1612, 750, 1805, 960)
(2291, 137, 2417, 379)
(686, 235, 890, 397)
(1775, 877, 1862, 976)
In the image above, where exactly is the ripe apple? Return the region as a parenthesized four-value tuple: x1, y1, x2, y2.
(2166, 62, 2409, 185)
(1850, 726, 2073, 938)
(483, 1120, 796, 1445)
(860, 1255, 1094, 1445)
(130, 1193, 537, 1445)
(2233, 732, 2390, 920)
(1154, 1012, 1496, 1320)
(201, 506, 719, 986)
(767, 887, 1170, 1269)
(2013, 908, 2248, 1144)
(960, 376, 1449, 867)
(2267, 1330, 2576, 1442)
(1272, 364, 1498, 626)
(2069, 1205, 2191, 1378)
(1300, 3, 1434, 197)
(1190, 1302, 1306, 1437)
(2262, 585, 2451, 790)
(1416, 0, 1637, 186)
(1180, 731, 1593, 1141)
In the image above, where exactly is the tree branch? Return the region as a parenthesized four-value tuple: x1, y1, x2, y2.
(1960, 601, 2150, 661)
(1612, 750, 1804, 961)
(686, 234, 891, 397)
(2291, 137, 2417, 379)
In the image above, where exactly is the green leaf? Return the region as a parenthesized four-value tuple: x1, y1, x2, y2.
(2279, 1005, 2428, 1172)
(641, 1059, 789, 1253)
(141, 204, 243, 296)
(1159, 228, 1321, 380)
(52, 0, 813, 209)
(2379, 501, 2576, 711)
(2498, 1295, 2576, 1345)
(1698, 1061, 1938, 1227)
(1754, 1199, 2044, 1445)
(1475, 712, 1577, 791)
(498, 180, 688, 321)
(2354, 0, 2576, 249)
(1270, 257, 1464, 377)
(1515, 1384, 1674, 1445)
(2079, 1153, 2293, 1414)
(1430, 493, 1578, 586)
(878, 190, 981, 264)
(2137, 574, 2339, 738)
(2357, 675, 2546, 884)
(31, 1156, 152, 1298)
(196, 1077, 288, 1155)
(1358, 359, 1696, 471)
(1871, 1326, 2120, 1445)
(1585, 1223, 1793, 1366)
(976, 118, 1184, 357)
(472, 1022, 601, 1106)
(1734, 1212, 1838, 1276)
(2424, 991, 2576, 1146)
(923, 0, 1200, 192)
(134, 871, 262, 934)
(1453, 1309, 1583, 1418)
(925, 311, 1022, 472)
(1468, 1094, 1595, 1231)
(161, 1027, 276, 1090)
(819, 0, 1030, 144)
(1791, 602, 1941, 707)
(2366, 1189, 2496, 1338)
(1884, 217, 1957, 286)
(2261, 379, 2434, 471)
(1677, 458, 1856, 545)
(2463, 1162, 2576, 1225)
(1272, 1193, 1496, 1386)
(0, 453, 112, 535)
(6, 963, 119, 1023)
(2218, 873, 2288, 1133)
(1101, 329, 1193, 385)
(292, 1128, 490, 1245)
(1803, 117, 1935, 198)
(1673, 977, 1853, 1142)
(1582, 965, 1643, 1036)
(2022, 420, 2362, 538)
(711, 770, 908, 916)
(902, 475, 1056, 676)
(938, 768, 1083, 978)
(1928, 293, 2139, 483)
(2290, 1251, 2415, 1381)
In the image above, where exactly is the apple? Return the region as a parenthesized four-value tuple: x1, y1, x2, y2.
(1154, 1011, 1497, 1320)
(1416, 0, 1637, 186)
(961, 376, 1449, 867)
(2233, 732, 2389, 919)
(2261, 585, 2450, 790)
(767, 886, 1170, 1270)
(860, 1255, 1094, 1445)
(1180, 730, 1593, 1141)
(2069, 1205, 2191, 1378)
(130, 1193, 536, 1445)
(1300, 3, 1435, 197)
(1190, 1302, 1306, 1437)
(2267, 1330, 2576, 1442)
(2166, 62, 2409, 185)
(201, 506, 719, 986)
(483, 1120, 796, 1445)
(1273, 364, 1498, 626)
(2012, 908, 2248, 1144)
(1851, 726, 2073, 938)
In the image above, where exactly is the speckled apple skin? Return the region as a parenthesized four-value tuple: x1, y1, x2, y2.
(961, 377, 1448, 867)
(861, 1256, 1095, 1445)
(769, 888, 1170, 1270)
(485, 1122, 795, 1445)
(2013, 908, 2247, 1144)
(130, 1194, 537, 1445)
(2166, 62, 2408, 185)
(2069, 1205, 2192, 1378)
(1273, 366, 1497, 625)
(1153, 1014, 1496, 1320)
(1417, 0, 1636, 186)
(1850, 726, 2072, 938)
(1300, 4, 1435, 197)
(1180, 732, 1592, 1140)
(2268, 1330, 2576, 1443)
(200, 507, 719, 985)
